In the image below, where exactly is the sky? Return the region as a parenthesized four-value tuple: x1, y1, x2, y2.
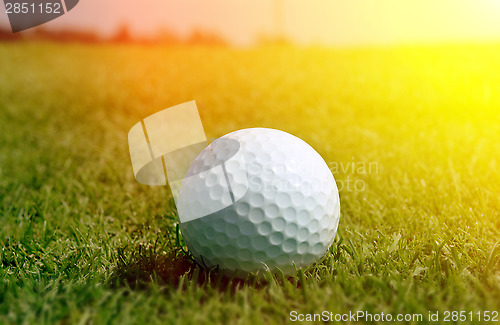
(2, 0, 500, 46)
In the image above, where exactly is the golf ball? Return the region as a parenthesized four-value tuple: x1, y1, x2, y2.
(177, 128, 340, 276)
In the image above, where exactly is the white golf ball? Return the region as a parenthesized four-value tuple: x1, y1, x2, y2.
(177, 128, 340, 276)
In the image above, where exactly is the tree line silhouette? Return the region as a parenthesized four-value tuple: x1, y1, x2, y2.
(0, 24, 228, 45)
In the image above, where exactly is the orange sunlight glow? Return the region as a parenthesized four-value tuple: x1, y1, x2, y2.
(1, 0, 500, 46)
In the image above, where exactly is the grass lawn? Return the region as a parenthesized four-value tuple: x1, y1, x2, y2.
(0, 42, 499, 324)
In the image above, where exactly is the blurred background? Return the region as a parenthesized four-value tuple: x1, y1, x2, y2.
(2, 0, 500, 46)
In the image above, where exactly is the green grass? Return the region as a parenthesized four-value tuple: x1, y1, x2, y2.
(0, 42, 499, 324)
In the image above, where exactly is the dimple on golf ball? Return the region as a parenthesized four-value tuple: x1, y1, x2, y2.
(177, 128, 340, 276)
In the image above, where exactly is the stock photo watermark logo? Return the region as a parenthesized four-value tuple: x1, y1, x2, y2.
(3, 0, 79, 32)
(128, 101, 376, 203)
(329, 160, 379, 192)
